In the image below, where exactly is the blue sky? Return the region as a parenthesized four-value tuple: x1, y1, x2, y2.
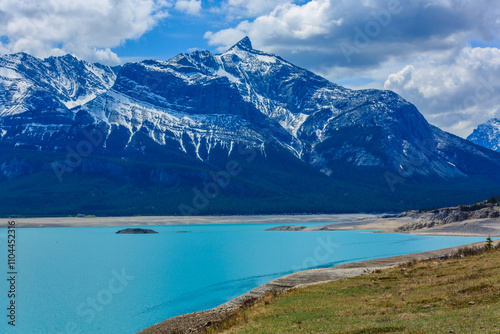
(113, 5, 222, 62)
(1, 0, 500, 137)
(111, 0, 311, 62)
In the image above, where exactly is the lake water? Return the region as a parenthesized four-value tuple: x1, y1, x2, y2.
(0, 223, 488, 333)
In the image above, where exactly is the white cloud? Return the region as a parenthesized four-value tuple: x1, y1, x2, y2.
(0, 0, 171, 65)
(175, 0, 202, 16)
(222, 0, 291, 19)
(205, 0, 337, 52)
(205, 0, 500, 75)
(385, 47, 500, 138)
(205, 0, 500, 137)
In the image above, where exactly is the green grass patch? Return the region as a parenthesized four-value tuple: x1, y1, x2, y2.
(209, 248, 500, 334)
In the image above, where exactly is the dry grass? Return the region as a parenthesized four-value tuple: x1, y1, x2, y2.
(207, 246, 500, 333)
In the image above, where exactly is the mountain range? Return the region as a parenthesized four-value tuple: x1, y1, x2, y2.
(468, 118, 500, 152)
(1, 37, 500, 216)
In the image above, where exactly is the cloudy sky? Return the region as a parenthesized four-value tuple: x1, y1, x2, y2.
(1, 0, 499, 138)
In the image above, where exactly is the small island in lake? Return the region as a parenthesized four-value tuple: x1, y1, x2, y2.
(116, 228, 158, 234)
(266, 225, 307, 231)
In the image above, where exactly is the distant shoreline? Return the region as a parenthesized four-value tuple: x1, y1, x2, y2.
(3, 213, 500, 237)
(0, 213, 376, 228)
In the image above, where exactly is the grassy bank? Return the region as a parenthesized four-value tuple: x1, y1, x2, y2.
(210, 246, 500, 334)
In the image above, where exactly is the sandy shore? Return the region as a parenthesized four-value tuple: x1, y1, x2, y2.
(3, 213, 376, 228)
(5, 213, 500, 237)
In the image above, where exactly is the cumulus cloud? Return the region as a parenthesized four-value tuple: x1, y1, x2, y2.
(205, 0, 500, 137)
(205, 0, 500, 78)
(385, 46, 500, 138)
(175, 0, 202, 16)
(205, 0, 338, 53)
(206, 0, 334, 49)
(0, 0, 171, 64)
(218, 0, 292, 19)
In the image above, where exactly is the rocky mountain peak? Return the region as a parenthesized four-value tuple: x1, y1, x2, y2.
(2, 44, 500, 187)
(230, 36, 253, 51)
(467, 118, 500, 152)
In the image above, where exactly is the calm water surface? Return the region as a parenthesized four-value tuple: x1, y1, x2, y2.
(0, 223, 487, 333)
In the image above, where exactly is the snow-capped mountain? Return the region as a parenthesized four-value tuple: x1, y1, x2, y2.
(71, 37, 499, 179)
(1, 38, 500, 215)
(467, 118, 500, 152)
(0, 52, 116, 148)
(0, 52, 116, 115)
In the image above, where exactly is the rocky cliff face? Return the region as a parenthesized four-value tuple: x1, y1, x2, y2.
(397, 205, 500, 231)
(0, 52, 116, 150)
(0, 52, 116, 115)
(467, 118, 500, 152)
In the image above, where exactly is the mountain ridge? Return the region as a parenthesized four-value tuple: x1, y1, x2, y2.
(1, 37, 500, 216)
(467, 118, 500, 152)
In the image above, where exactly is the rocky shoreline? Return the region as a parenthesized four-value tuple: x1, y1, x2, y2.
(138, 239, 500, 334)
(262, 205, 500, 237)
(395, 206, 500, 232)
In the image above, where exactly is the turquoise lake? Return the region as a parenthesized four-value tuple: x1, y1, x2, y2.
(0, 223, 488, 333)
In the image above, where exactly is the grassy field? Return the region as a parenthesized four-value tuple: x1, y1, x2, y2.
(210, 247, 500, 334)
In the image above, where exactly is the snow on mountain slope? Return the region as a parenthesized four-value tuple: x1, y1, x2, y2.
(467, 118, 500, 152)
(164, 37, 347, 143)
(0, 53, 116, 116)
(79, 87, 269, 160)
(2, 38, 500, 183)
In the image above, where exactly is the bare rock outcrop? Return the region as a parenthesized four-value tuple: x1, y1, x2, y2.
(396, 206, 500, 232)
